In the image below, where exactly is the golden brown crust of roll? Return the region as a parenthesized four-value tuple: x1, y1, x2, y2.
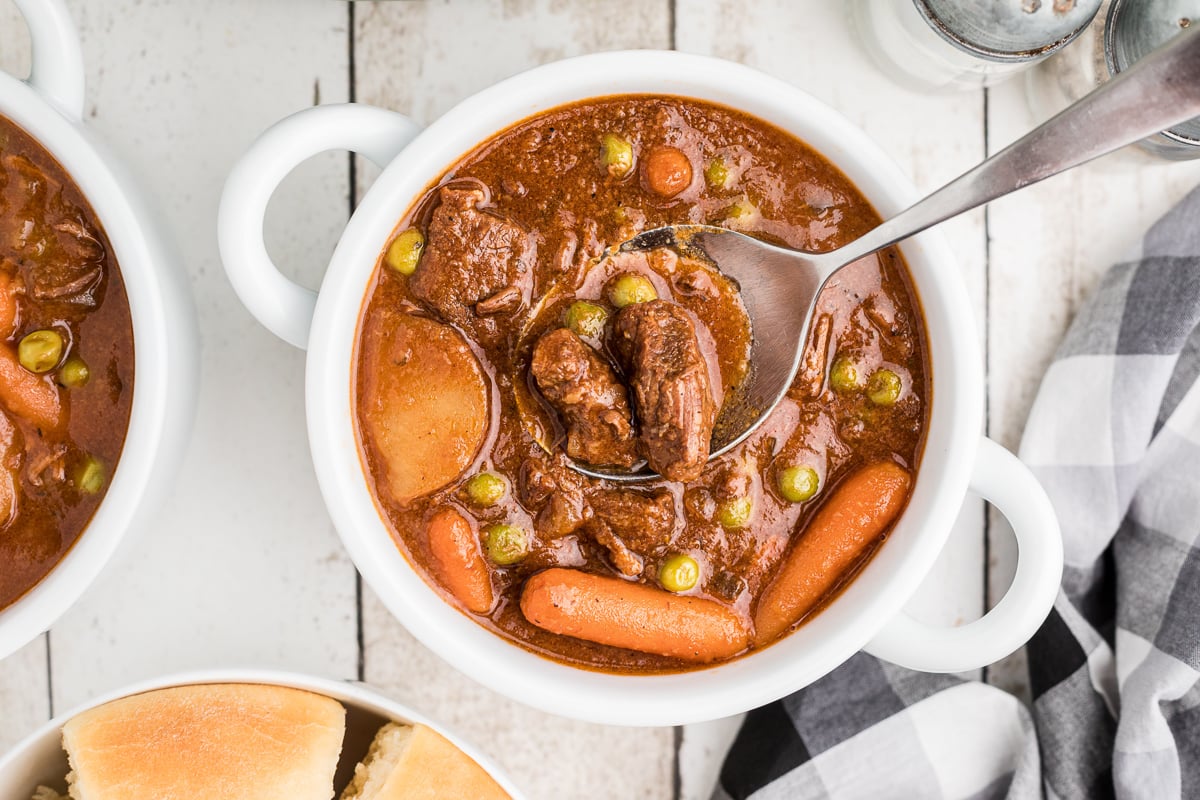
(340, 722, 508, 800)
(62, 683, 345, 800)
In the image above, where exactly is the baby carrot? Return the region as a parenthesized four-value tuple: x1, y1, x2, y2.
(0, 347, 62, 434)
(426, 507, 494, 614)
(521, 568, 749, 662)
(753, 462, 911, 646)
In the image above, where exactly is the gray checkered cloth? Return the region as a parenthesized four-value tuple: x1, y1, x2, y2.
(715, 185, 1200, 800)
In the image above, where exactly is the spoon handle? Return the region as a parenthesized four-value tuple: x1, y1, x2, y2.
(825, 25, 1200, 271)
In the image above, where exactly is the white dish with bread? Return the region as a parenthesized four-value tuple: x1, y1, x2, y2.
(0, 670, 522, 800)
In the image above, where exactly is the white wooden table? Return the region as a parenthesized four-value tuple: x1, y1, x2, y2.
(2, 2, 1198, 797)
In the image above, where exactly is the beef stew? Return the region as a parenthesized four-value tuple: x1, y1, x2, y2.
(354, 95, 928, 672)
(0, 116, 135, 611)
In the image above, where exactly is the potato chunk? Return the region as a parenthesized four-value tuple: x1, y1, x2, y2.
(359, 311, 489, 505)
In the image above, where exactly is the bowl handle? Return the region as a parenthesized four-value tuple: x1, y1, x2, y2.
(863, 436, 1063, 672)
(218, 103, 421, 349)
(13, 0, 85, 120)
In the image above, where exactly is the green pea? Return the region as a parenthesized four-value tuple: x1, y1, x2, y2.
(607, 273, 657, 308)
(483, 523, 528, 566)
(565, 300, 608, 339)
(704, 158, 731, 190)
(18, 330, 64, 374)
(777, 465, 819, 503)
(829, 356, 862, 393)
(385, 229, 425, 275)
(659, 554, 699, 593)
(59, 356, 90, 388)
(716, 495, 753, 529)
(465, 471, 508, 507)
(77, 456, 105, 495)
(867, 368, 903, 406)
(600, 133, 634, 178)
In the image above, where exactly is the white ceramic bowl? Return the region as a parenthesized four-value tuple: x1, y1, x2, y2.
(0, 669, 524, 799)
(219, 51, 1063, 726)
(0, 0, 197, 661)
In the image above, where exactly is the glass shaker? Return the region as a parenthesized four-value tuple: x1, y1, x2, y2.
(1031, 0, 1200, 159)
(853, 0, 1104, 91)
(1107, 0, 1200, 158)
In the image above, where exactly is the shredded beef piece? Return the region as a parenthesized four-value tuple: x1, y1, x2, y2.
(614, 300, 716, 481)
(411, 186, 535, 341)
(536, 488, 591, 539)
(530, 328, 639, 468)
(588, 518, 643, 577)
(588, 488, 676, 556)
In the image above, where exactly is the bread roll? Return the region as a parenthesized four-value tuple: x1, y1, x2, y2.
(61, 683, 345, 800)
(340, 722, 508, 800)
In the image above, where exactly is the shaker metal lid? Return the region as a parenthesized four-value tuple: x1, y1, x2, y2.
(1105, 0, 1200, 146)
(916, 0, 1103, 61)
(1106, 0, 1199, 70)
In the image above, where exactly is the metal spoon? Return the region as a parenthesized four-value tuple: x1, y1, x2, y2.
(570, 24, 1200, 483)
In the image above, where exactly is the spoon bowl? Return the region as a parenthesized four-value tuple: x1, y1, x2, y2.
(566, 225, 838, 484)
(629, 227, 829, 445)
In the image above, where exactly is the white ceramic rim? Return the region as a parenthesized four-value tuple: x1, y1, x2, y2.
(0, 7, 194, 661)
(0, 669, 525, 799)
(302, 50, 983, 726)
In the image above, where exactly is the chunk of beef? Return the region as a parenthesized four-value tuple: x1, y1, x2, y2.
(613, 300, 716, 481)
(5, 155, 106, 309)
(410, 186, 534, 340)
(585, 488, 676, 576)
(518, 456, 592, 540)
(536, 488, 591, 539)
(588, 489, 676, 555)
(530, 328, 639, 468)
(588, 518, 643, 577)
(519, 455, 585, 505)
(518, 457, 560, 508)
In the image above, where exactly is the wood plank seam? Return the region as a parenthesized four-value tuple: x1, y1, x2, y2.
(346, 0, 366, 690)
(981, 84, 993, 689)
(45, 633, 53, 718)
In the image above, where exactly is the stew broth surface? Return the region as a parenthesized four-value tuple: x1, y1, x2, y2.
(354, 95, 929, 672)
(0, 116, 135, 610)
